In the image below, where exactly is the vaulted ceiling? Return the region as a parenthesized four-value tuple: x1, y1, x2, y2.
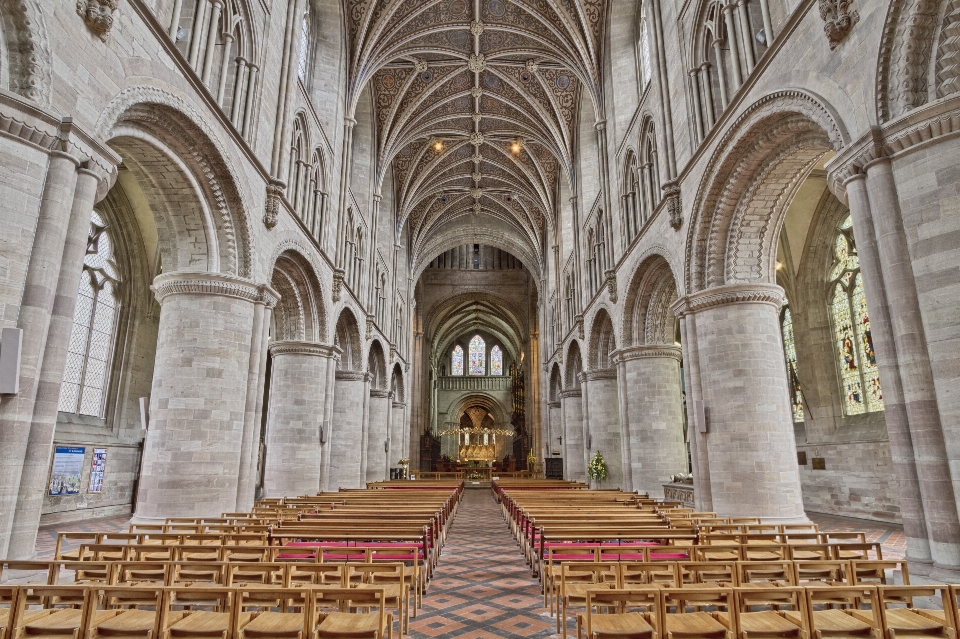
(344, 0, 608, 271)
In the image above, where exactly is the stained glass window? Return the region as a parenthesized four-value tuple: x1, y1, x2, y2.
(639, 5, 652, 87)
(780, 306, 804, 422)
(828, 214, 883, 415)
(298, 17, 309, 79)
(469, 335, 485, 375)
(451, 345, 464, 376)
(490, 345, 503, 376)
(59, 211, 120, 417)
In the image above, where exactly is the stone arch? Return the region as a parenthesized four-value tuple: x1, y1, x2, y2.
(270, 249, 327, 343)
(96, 87, 254, 277)
(565, 340, 583, 390)
(334, 307, 363, 371)
(0, 0, 51, 104)
(685, 90, 847, 294)
(588, 308, 616, 370)
(549, 363, 563, 402)
(367, 340, 388, 389)
(447, 393, 510, 428)
(622, 252, 680, 346)
(876, 0, 960, 123)
(391, 363, 405, 402)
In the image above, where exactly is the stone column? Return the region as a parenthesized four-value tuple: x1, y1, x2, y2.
(865, 159, 960, 570)
(391, 399, 406, 471)
(327, 370, 366, 490)
(673, 283, 806, 522)
(0, 149, 81, 557)
(366, 388, 391, 482)
(843, 172, 931, 568)
(7, 166, 100, 559)
(318, 352, 339, 492)
(132, 273, 260, 522)
(561, 388, 585, 480)
(580, 372, 592, 479)
(236, 289, 278, 510)
(678, 311, 713, 510)
(585, 369, 623, 488)
(615, 345, 687, 498)
(547, 400, 561, 468)
(262, 341, 337, 498)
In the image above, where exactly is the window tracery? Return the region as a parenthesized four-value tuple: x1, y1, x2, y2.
(780, 305, 804, 423)
(59, 211, 120, 418)
(469, 335, 486, 375)
(491, 345, 503, 376)
(828, 215, 883, 415)
(452, 345, 464, 376)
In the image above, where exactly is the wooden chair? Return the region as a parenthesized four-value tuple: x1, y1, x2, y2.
(85, 585, 181, 639)
(54, 533, 100, 561)
(680, 562, 738, 587)
(733, 586, 809, 639)
(0, 586, 20, 639)
(876, 585, 956, 639)
(787, 586, 883, 639)
(369, 547, 422, 612)
(311, 587, 392, 639)
(9, 585, 115, 639)
(160, 587, 251, 639)
(348, 563, 409, 634)
(793, 561, 851, 586)
(112, 562, 170, 587)
(225, 562, 286, 587)
(544, 547, 601, 610)
(558, 563, 619, 638)
(737, 561, 796, 587)
(577, 588, 661, 639)
(659, 587, 736, 639)
(620, 562, 680, 588)
(850, 561, 909, 587)
(59, 561, 113, 586)
(287, 563, 348, 588)
(235, 587, 311, 639)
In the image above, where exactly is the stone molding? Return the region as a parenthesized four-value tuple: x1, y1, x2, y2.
(3, 0, 52, 105)
(547, 400, 561, 408)
(560, 389, 582, 399)
(613, 344, 682, 363)
(269, 340, 340, 358)
(392, 401, 406, 408)
(152, 272, 276, 306)
(827, 95, 960, 201)
(585, 369, 617, 381)
(370, 389, 391, 398)
(604, 269, 618, 303)
(335, 370, 366, 381)
(672, 283, 784, 317)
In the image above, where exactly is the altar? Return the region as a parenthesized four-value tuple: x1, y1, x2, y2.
(459, 444, 496, 461)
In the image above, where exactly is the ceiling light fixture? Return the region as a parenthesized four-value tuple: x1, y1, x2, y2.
(430, 137, 445, 153)
(510, 139, 523, 154)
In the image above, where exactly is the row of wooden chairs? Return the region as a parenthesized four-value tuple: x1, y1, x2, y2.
(0, 583, 396, 639)
(570, 584, 956, 639)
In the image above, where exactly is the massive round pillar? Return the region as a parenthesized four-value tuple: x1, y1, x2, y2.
(366, 389, 391, 482)
(324, 370, 367, 490)
(262, 341, 337, 497)
(584, 370, 623, 488)
(674, 283, 806, 522)
(617, 345, 687, 497)
(133, 273, 266, 522)
(561, 389, 585, 480)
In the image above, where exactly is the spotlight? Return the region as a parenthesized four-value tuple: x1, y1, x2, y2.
(775, 260, 783, 270)
(510, 139, 523, 154)
(431, 137, 445, 153)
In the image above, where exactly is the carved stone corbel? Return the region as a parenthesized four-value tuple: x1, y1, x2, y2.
(663, 181, 682, 230)
(332, 269, 345, 302)
(264, 179, 285, 229)
(604, 269, 617, 303)
(819, 0, 858, 49)
(575, 314, 584, 340)
(366, 315, 374, 339)
(77, 0, 119, 41)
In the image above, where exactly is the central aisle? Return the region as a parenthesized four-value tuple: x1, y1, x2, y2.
(409, 488, 557, 639)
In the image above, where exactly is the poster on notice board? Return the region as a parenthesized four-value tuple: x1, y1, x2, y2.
(88, 448, 107, 493)
(48, 446, 85, 496)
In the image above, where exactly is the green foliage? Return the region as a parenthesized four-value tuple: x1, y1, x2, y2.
(588, 450, 607, 482)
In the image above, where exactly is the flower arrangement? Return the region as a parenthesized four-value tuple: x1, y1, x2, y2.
(526, 451, 537, 468)
(397, 459, 409, 466)
(588, 450, 608, 484)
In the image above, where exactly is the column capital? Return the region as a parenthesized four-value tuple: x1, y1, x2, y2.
(585, 368, 617, 381)
(269, 340, 341, 358)
(560, 388, 581, 399)
(613, 344, 682, 363)
(152, 272, 276, 306)
(335, 369, 366, 381)
(671, 282, 784, 317)
(370, 388, 391, 398)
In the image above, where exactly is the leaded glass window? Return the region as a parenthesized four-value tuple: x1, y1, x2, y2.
(59, 211, 120, 417)
(469, 335, 485, 375)
(451, 345, 464, 376)
(639, 5, 653, 88)
(781, 306, 804, 422)
(828, 215, 883, 415)
(298, 16, 309, 80)
(490, 345, 503, 376)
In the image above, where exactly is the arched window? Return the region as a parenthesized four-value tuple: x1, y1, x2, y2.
(781, 305, 804, 423)
(298, 15, 309, 80)
(829, 215, 883, 415)
(452, 345, 464, 376)
(490, 346, 503, 376)
(637, 2, 653, 89)
(469, 335, 486, 375)
(59, 211, 120, 417)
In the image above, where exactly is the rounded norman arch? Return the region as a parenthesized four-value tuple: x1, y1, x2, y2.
(622, 252, 679, 346)
(334, 307, 364, 371)
(565, 340, 583, 390)
(270, 249, 327, 343)
(588, 308, 616, 371)
(367, 339, 388, 389)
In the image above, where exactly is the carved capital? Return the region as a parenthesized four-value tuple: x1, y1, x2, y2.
(604, 269, 617, 303)
(370, 388, 391, 398)
(269, 340, 341, 358)
(151, 272, 263, 305)
(335, 370, 366, 381)
(559, 388, 582, 399)
(575, 314, 584, 340)
(366, 315, 374, 339)
(672, 283, 785, 317)
(264, 179, 285, 229)
(77, 0, 119, 41)
(613, 344, 682, 363)
(332, 269, 345, 302)
(585, 369, 617, 381)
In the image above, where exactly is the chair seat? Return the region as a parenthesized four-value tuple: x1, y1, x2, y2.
(665, 612, 730, 638)
(168, 611, 254, 638)
(26, 608, 118, 633)
(0, 608, 54, 630)
(354, 584, 403, 600)
(92, 609, 183, 636)
(884, 609, 948, 633)
(583, 612, 655, 639)
(317, 611, 386, 638)
(240, 611, 305, 638)
(783, 609, 873, 634)
(564, 584, 616, 603)
(738, 611, 804, 638)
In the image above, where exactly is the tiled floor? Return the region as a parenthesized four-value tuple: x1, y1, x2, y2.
(808, 511, 905, 560)
(34, 513, 131, 560)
